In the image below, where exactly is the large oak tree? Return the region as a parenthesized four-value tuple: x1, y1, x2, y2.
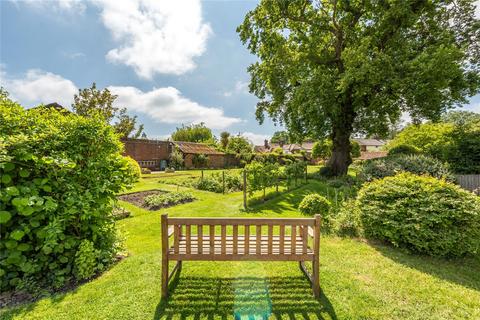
(238, 0, 479, 175)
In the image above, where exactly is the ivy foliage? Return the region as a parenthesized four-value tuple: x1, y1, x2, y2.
(0, 97, 136, 290)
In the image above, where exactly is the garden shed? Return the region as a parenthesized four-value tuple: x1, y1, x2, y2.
(174, 141, 226, 169)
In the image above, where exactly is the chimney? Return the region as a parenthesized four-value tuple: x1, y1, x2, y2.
(264, 139, 269, 149)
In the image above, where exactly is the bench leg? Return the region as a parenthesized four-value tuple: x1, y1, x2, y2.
(312, 258, 320, 298)
(161, 255, 169, 298)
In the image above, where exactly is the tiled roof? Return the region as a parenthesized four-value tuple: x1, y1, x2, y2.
(356, 151, 388, 160)
(353, 138, 387, 146)
(174, 141, 224, 155)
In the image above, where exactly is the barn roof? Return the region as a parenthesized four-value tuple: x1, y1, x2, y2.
(353, 138, 387, 146)
(174, 141, 224, 155)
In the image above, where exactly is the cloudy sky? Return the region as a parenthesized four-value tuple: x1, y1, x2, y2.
(1, 0, 479, 144)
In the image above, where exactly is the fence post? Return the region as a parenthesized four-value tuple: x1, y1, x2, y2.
(305, 165, 308, 183)
(243, 169, 247, 210)
(201, 170, 204, 181)
(222, 170, 225, 194)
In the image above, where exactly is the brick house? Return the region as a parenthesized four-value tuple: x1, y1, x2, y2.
(122, 138, 172, 170)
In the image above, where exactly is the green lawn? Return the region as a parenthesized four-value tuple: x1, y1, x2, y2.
(2, 168, 479, 319)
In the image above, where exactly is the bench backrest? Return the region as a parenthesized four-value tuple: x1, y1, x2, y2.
(161, 215, 321, 259)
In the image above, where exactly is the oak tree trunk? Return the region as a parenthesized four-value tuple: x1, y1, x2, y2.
(326, 100, 355, 176)
(327, 129, 352, 176)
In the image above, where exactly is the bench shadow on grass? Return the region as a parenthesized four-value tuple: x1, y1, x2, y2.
(371, 242, 480, 292)
(154, 270, 337, 320)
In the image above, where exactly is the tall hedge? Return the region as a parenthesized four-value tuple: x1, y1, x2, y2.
(0, 99, 136, 290)
(357, 173, 480, 257)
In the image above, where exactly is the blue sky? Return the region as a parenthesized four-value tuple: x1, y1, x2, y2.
(1, 0, 479, 144)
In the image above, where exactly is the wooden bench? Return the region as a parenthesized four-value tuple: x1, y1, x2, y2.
(161, 214, 321, 298)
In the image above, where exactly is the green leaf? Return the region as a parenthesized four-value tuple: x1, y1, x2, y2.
(3, 162, 15, 172)
(10, 230, 25, 241)
(0, 211, 12, 224)
(6, 186, 19, 196)
(42, 185, 52, 192)
(18, 206, 34, 216)
(19, 169, 30, 178)
(17, 243, 31, 251)
(1, 174, 12, 184)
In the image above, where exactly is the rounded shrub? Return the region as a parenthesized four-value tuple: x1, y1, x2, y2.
(332, 200, 362, 237)
(359, 154, 454, 182)
(357, 172, 480, 257)
(0, 100, 136, 290)
(124, 156, 141, 182)
(298, 194, 331, 216)
(387, 144, 421, 156)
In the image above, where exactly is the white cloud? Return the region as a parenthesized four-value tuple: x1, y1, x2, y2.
(463, 102, 480, 113)
(1, 69, 78, 107)
(241, 132, 270, 145)
(475, 1, 480, 18)
(1, 69, 239, 129)
(223, 80, 249, 97)
(8, 0, 86, 14)
(108, 86, 241, 129)
(94, 0, 212, 78)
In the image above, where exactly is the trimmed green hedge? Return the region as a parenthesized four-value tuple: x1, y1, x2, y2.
(357, 173, 480, 257)
(0, 99, 136, 290)
(359, 154, 454, 182)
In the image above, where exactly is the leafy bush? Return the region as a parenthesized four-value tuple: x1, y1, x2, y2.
(386, 123, 455, 160)
(125, 156, 141, 181)
(332, 200, 362, 237)
(74, 240, 98, 280)
(350, 140, 361, 158)
(387, 144, 420, 156)
(357, 173, 480, 257)
(192, 153, 208, 168)
(284, 161, 306, 186)
(194, 172, 242, 193)
(169, 149, 184, 170)
(195, 176, 223, 193)
(359, 154, 454, 182)
(298, 194, 331, 216)
(0, 99, 135, 291)
(444, 120, 480, 174)
(143, 192, 195, 208)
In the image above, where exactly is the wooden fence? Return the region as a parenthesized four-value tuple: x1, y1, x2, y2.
(455, 175, 480, 191)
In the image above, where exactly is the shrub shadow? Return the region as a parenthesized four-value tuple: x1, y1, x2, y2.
(371, 242, 480, 291)
(154, 274, 337, 320)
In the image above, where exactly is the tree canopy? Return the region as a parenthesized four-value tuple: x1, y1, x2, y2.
(72, 83, 144, 139)
(171, 123, 215, 144)
(238, 0, 480, 175)
(226, 135, 253, 154)
(441, 110, 480, 127)
(270, 131, 290, 145)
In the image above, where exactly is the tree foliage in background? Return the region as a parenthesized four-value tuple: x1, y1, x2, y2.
(238, 0, 480, 176)
(0, 93, 136, 291)
(441, 110, 480, 127)
(171, 123, 215, 144)
(312, 140, 332, 159)
(220, 131, 230, 150)
(226, 135, 253, 155)
(270, 131, 290, 145)
(72, 83, 144, 139)
(387, 123, 455, 160)
(387, 120, 480, 173)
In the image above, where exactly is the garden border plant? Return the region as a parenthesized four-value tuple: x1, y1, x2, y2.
(0, 98, 137, 292)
